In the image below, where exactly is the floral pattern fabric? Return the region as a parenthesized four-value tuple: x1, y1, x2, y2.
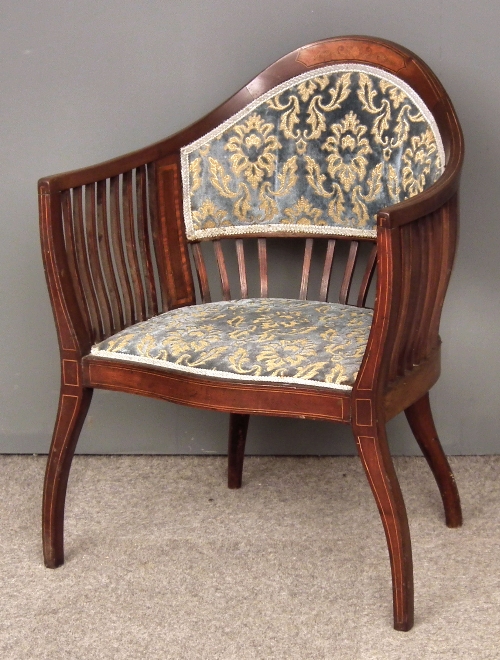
(181, 64, 444, 241)
(91, 299, 374, 391)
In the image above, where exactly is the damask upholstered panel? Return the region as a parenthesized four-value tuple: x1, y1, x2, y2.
(181, 64, 444, 241)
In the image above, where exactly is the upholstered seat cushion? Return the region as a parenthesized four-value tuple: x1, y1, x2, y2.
(91, 298, 373, 391)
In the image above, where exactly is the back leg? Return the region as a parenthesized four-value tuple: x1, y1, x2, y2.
(405, 392, 462, 528)
(43, 386, 93, 567)
(228, 413, 249, 489)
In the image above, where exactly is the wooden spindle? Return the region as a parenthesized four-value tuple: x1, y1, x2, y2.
(214, 240, 231, 301)
(339, 240, 359, 305)
(85, 182, 113, 339)
(123, 170, 147, 323)
(136, 165, 158, 317)
(401, 223, 422, 373)
(71, 186, 102, 341)
(428, 204, 455, 355)
(146, 163, 166, 313)
(356, 243, 377, 308)
(319, 239, 336, 302)
(299, 238, 314, 300)
(415, 214, 438, 361)
(406, 221, 428, 367)
(96, 179, 123, 332)
(61, 190, 91, 336)
(388, 226, 412, 381)
(109, 175, 134, 328)
(258, 238, 268, 298)
(192, 242, 211, 303)
(236, 239, 248, 299)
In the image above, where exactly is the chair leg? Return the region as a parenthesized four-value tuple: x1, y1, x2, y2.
(42, 386, 93, 568)
(354, 425, 414, 631)
(228, 413, 249, 489)
(405, 392, 462, 528)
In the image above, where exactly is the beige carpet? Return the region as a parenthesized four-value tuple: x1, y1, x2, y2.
(0, 455, 499, 659)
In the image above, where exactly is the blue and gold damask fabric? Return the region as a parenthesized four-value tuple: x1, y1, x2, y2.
(181, 64, 444, 241)
(91, 298, 373, 391)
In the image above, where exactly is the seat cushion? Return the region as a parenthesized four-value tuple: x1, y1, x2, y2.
(91, 298, 373, 391)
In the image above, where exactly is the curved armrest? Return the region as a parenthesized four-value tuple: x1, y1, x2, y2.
(38, 139, 171, 194)
(39, 147, 188, 358)
(352, 105, 463, 405)
(354, 174, 461, 405)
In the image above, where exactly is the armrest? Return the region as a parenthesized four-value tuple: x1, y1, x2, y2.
(38, 139, 170, 194)
(354, 187, 460, 403)
(351, 115, 463, 404)
(39, 150, 191, 358)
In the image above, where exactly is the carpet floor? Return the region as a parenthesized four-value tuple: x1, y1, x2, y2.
(1, 455, 499, 659)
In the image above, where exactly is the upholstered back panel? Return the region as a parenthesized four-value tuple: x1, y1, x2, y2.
(181, 64, 444, 241)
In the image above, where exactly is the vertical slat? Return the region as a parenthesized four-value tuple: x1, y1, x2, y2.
(147, 163, 166, 313)
(319, 239, 336, 302)
(214, 240, 231, 301)
(109, 175, 134, 328)
(258, 238, 268, 298)
(339, 240, 359, 304)
(61, 190, 91, 336)
(85, 183, 113, 339)
(96, 179, 123, 331)
(388, 226, 412, 382)
(236, 239, 248, 299)
(356, 243, 377, 308)
(123, 170, 147, 322)
(299, 238, 314, 300)
(428, 202, 456, 355)
(407, 220, 429, 366)
(71, 186, 102, 341)
(416, 213, 441, 360)
(401, 223, 422, 373)
(192, 243, 211, 303)
(136, 165, 158, 316)
(424, 213, 443, 356)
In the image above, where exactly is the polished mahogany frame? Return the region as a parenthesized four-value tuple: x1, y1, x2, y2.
(39, 36, 464, 631)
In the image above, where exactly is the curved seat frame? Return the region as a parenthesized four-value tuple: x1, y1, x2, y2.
(39, 36, 464, 631)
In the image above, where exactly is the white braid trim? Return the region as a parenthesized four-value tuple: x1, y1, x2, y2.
(91, 348, 354, 391)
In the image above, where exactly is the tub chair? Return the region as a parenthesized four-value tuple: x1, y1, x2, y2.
(39, 35, 464, 630)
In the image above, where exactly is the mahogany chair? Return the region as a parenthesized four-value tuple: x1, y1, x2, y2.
(39, 36, 464, 630)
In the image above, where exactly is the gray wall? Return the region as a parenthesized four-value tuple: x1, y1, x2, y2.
(1, 0, 499, 455)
